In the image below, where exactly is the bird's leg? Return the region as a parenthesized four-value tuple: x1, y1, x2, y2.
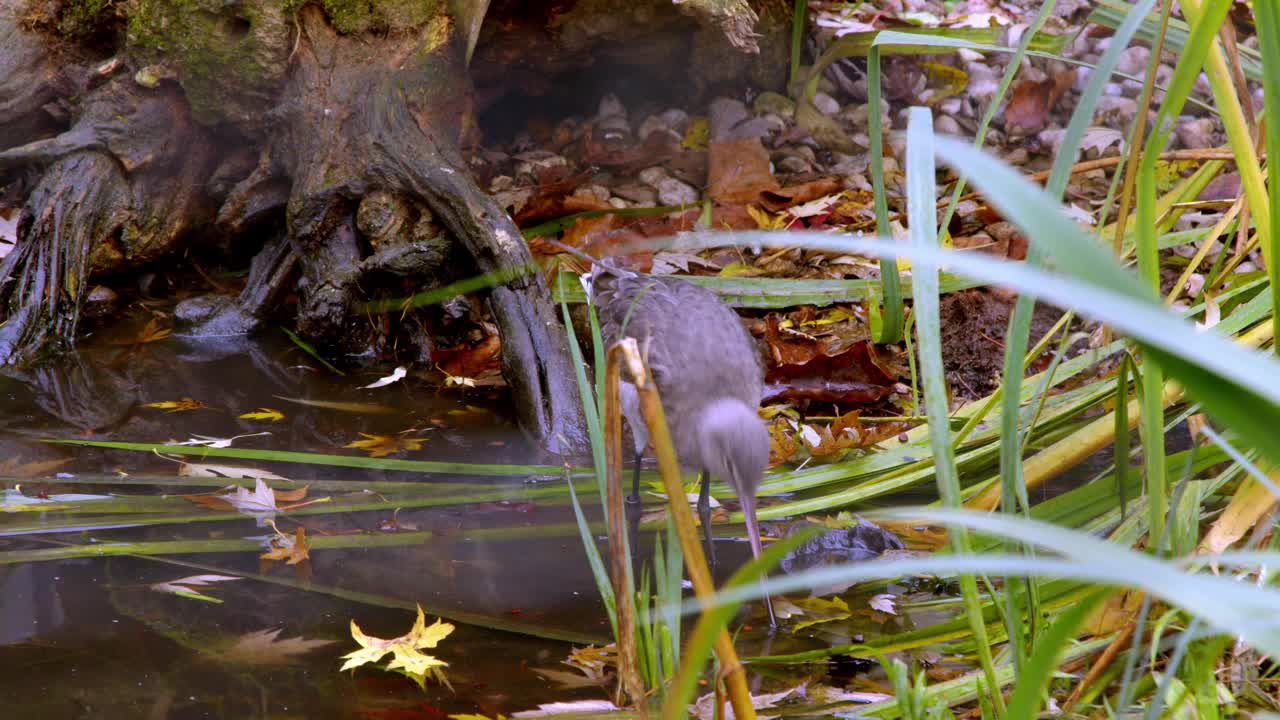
(625, 449, 643, 556)
(698, 469, 717, 567)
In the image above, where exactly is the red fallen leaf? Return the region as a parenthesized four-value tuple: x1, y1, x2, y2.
(431, 334, 502, 383)
(511, 166, 598, 226)
(759, 178, 845, 212)
(1005, 70, 1077, 132)
(762, 379, 889, 404)
(762, 316, 896, 404)
(355, 702, 450, 720)
(581, 125, 679, 170)
(559, 208, 702, 267)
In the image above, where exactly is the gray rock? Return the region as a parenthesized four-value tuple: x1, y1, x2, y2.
(656, 177, 699, 206)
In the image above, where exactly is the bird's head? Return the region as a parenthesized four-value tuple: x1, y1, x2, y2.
(696, 398, 769, 503)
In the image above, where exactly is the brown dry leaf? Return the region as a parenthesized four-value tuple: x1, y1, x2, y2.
(182, 477, 322, 514)
(563, 644, 617, 684)
(708, 136, 779, 204)
(143, 397, 209, 413)
(1199, 474, 1280, 555)
(1005, 70, 1077, 132)
(345, 433, 427, 458)
(559, 213, 653, 270)
(433, 334, 504, 387)
(798, 424, 857, 459)
(581, 126, 679, 170)
(112, 317, 172, 345)
(215, 628, 335, 665)
(759, 177, 845, 213)
(261, 525, 310, 565)
(761, 316, 892, 405)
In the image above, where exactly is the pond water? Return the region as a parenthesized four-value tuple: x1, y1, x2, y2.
(1, 321, 895, 718)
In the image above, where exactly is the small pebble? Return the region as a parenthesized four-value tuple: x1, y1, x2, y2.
(638, 166, 669, 187)
(656, 177, 699, 206)
(811, 91, 840, 116)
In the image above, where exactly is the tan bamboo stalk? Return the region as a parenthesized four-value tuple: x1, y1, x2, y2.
(616, 338, 757, 720)
(604, 343, 647, 714)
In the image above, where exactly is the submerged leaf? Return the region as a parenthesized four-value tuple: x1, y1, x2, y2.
(791, 596, 852, 631)
(260, 524, 310, 565)
(238, 408, 285, 422)
(150, 574, 241, 603)
(143, 398, 209, 413)
(216, 628, 335, 665)
(360, 366, 408, 389)
(345, 433, 427, 458)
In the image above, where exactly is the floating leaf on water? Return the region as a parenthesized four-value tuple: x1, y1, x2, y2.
(172, 432, 272, 448)
(345, 433, 427, 458)
(150, 574, 241, 603)
(341, 605, 454, 690)
(261, 524, 310, 565)
(182, 477, 323, 516)
(360, 366, 408, 389)
(511, 700, 622, 717)
(238, 408, 285, 422)
(1, 487, 111, 511)
(143, 397, 209, 413)
(692, 682, 806, 720)
(444, 374, 477, 388)
(272, 395, 396, 414)
(179, 463, 287, 481)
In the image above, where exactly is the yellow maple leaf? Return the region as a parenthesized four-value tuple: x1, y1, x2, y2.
(345, 433, 427, 458)
(792, 596, 851, 632)
(746, 203, 787, 230)
(681, 117, 709, 150)
(341, 605, 454, 688)
(239, 407, 285, 422)
(260, 525, 310, 565)
(143, 397, 208, 413)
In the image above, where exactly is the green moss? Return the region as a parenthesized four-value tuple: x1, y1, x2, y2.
(58, 0, 119, 41)
(126, 0, 290, 126)
(320, 0, 441, 34)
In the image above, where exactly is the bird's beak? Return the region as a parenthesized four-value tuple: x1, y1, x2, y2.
(740, 495, 777, 628)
